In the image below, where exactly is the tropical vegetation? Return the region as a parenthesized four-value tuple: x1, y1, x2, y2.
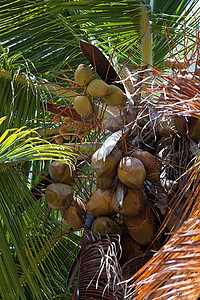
(0, 0, 200, 299)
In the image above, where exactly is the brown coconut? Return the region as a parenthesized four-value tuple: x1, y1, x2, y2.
(117, 157, 146, 189)
(155, 116, 186, 137)
(91, 147, 122, 178)
(111, 187, 147, 216)
(86, 79, 111, 98)
(96, 174, 116, 189)
(103, 85, 126, 106)
(61, 198, 86, 231)
(131, 149, 160, 183)
(124, 204, 155, 246)
(74, 95, 93, 118)
(119, 232, 142, 266)
(188, 117, 200, 140)
(86, 189, 114, 216)
(74, 64, 93, 86)
(55, 135, 63, 144)
(91, 216, 122, 235)
(45, 183, 73, 210)
(49, 161, 73, 184)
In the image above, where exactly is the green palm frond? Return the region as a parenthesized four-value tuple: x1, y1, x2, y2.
(0, 117, 75, 170)
(0, 166, 80, 299)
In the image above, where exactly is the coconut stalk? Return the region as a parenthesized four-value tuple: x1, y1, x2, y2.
(141, 2, 152, 67)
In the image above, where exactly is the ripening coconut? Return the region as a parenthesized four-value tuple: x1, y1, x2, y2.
(61, 198, 86, 231)
(96, 174, 116, 189)
(117, 157, 146, 189)
(188, 117, 200, 140)
(103, 85, 126, 106)
(49, 161, 73, 184)
(91, 216, 122, 235)
(131, 149, 160, 183)
(111, 187, 147, 216)
(55, 135, 63, 144)
(86, 79, 111, 98)
(91, 147, 122, 178)
(119, 232, 142, 266)
(86, 189, 114, 216)
(74, 95, 93, 118)
(45, 183, 73, 210)
(124, 204, 155, 246)
(74, 64, 93, 86)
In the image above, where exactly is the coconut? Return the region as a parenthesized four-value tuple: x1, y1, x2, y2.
(111, 187, 147, 216)
(91, 216, 122, 235)
(124, 204, 155, 246)
(74, 95, 93, 119)
(86, 189, 114, 216)
(188, 117, 200, 140)
(49, 161, 73, 184)
(155, 116, 186, 137)
(86, 79, 111, 98)
(131, 149, 160, 183)
(117, 157, 146, 189)
(119, 232, 142, 265)
(91, 147, 122, 178)
(74, 64, 93, 86)
(55, 135, 63, 144)
(164, 59, 189, 70)
(45, 183, 73, 210)
(53, 115, 62, 123)
(103, 85, 126, 106)
(61, 198, 86, 231)
(96, 174, 116, 189)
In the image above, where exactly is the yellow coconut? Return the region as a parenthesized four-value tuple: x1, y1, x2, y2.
(117, 157, 146, 189)
(111, 187, 147, 216)
(91, 216, 122, 235)
(86, 189, 114, 216)
(49, 161, 73, 184)
(124, 204, 155, 246)
(45, 183, 73, 210)
(103, 85, 126, 106)
(131, 149, 160, 183)
(86, 79, 111, 98)
(74, 64, 93, 86)
(74, 95, 93, 118)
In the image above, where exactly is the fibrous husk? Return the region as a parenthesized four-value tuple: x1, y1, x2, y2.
(86, 79, 111, 98)
(124, 204, 155, 246)
(111, 186, 147, 216)
(86, 189, 115, 216)
(131, 149, 160, 183)
(119, 232, 142, 266)
(91, 216, 122, 235)
(73, 95, 93, 118)
(103, 84, 126, 106)
(164, 59, 189, 70)
(96, 174, 116, 189)
(117, 157, 146, 189)
(45, 183, 73, 210)
(49, 161, 73, 184)
(91, 147, 122, 178)
(61, 197, 86, 231)
(155, 116, 186, 137)
(188, 117, 200, 140)
(74, 64, 93, 86)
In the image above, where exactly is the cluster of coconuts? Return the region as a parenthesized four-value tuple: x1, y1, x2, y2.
(45, 161, 86, 231)
(73, 64, 126, 119)
(87, 146, 160, 252)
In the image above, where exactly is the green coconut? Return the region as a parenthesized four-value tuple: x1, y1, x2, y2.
(86, 79, 111, 98)
(74, 95, 93, 118)
(103, 85, 126, 106)
(74, 64, 93, 86)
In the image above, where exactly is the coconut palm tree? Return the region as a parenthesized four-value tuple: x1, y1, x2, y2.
(1, 0, 200, 299)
